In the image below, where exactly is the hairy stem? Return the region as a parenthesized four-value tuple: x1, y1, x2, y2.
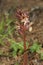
(23, 29, 28, 65)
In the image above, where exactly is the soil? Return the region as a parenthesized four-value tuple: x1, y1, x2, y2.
(0, 0, 43, 65)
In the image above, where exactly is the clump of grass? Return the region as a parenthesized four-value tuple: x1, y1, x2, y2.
(0, 13, 16, 46)
(29, 41, 43, 60)
(30, 41, 41, 53)
(7, 38, 29, 57)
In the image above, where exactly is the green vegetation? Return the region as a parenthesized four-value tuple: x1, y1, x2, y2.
(30, 41, 43, 60)
(0, 50, 3, 55)
(30, 42, 41, 53)
(40, 52, 43, 60)
(0, 15, 15, 46)
(8, 38, 29, 57)
(0, 13, 43, 62)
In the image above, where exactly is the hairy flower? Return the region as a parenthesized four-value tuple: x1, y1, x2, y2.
(16, 9, 34, 37)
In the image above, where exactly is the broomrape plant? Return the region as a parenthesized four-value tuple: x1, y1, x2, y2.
(16, 9, 33, 65)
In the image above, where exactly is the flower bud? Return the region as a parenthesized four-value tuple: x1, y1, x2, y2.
(29, 26, 32, 32)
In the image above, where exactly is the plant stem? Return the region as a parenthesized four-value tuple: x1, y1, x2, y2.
(23, 28, 28, 65)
